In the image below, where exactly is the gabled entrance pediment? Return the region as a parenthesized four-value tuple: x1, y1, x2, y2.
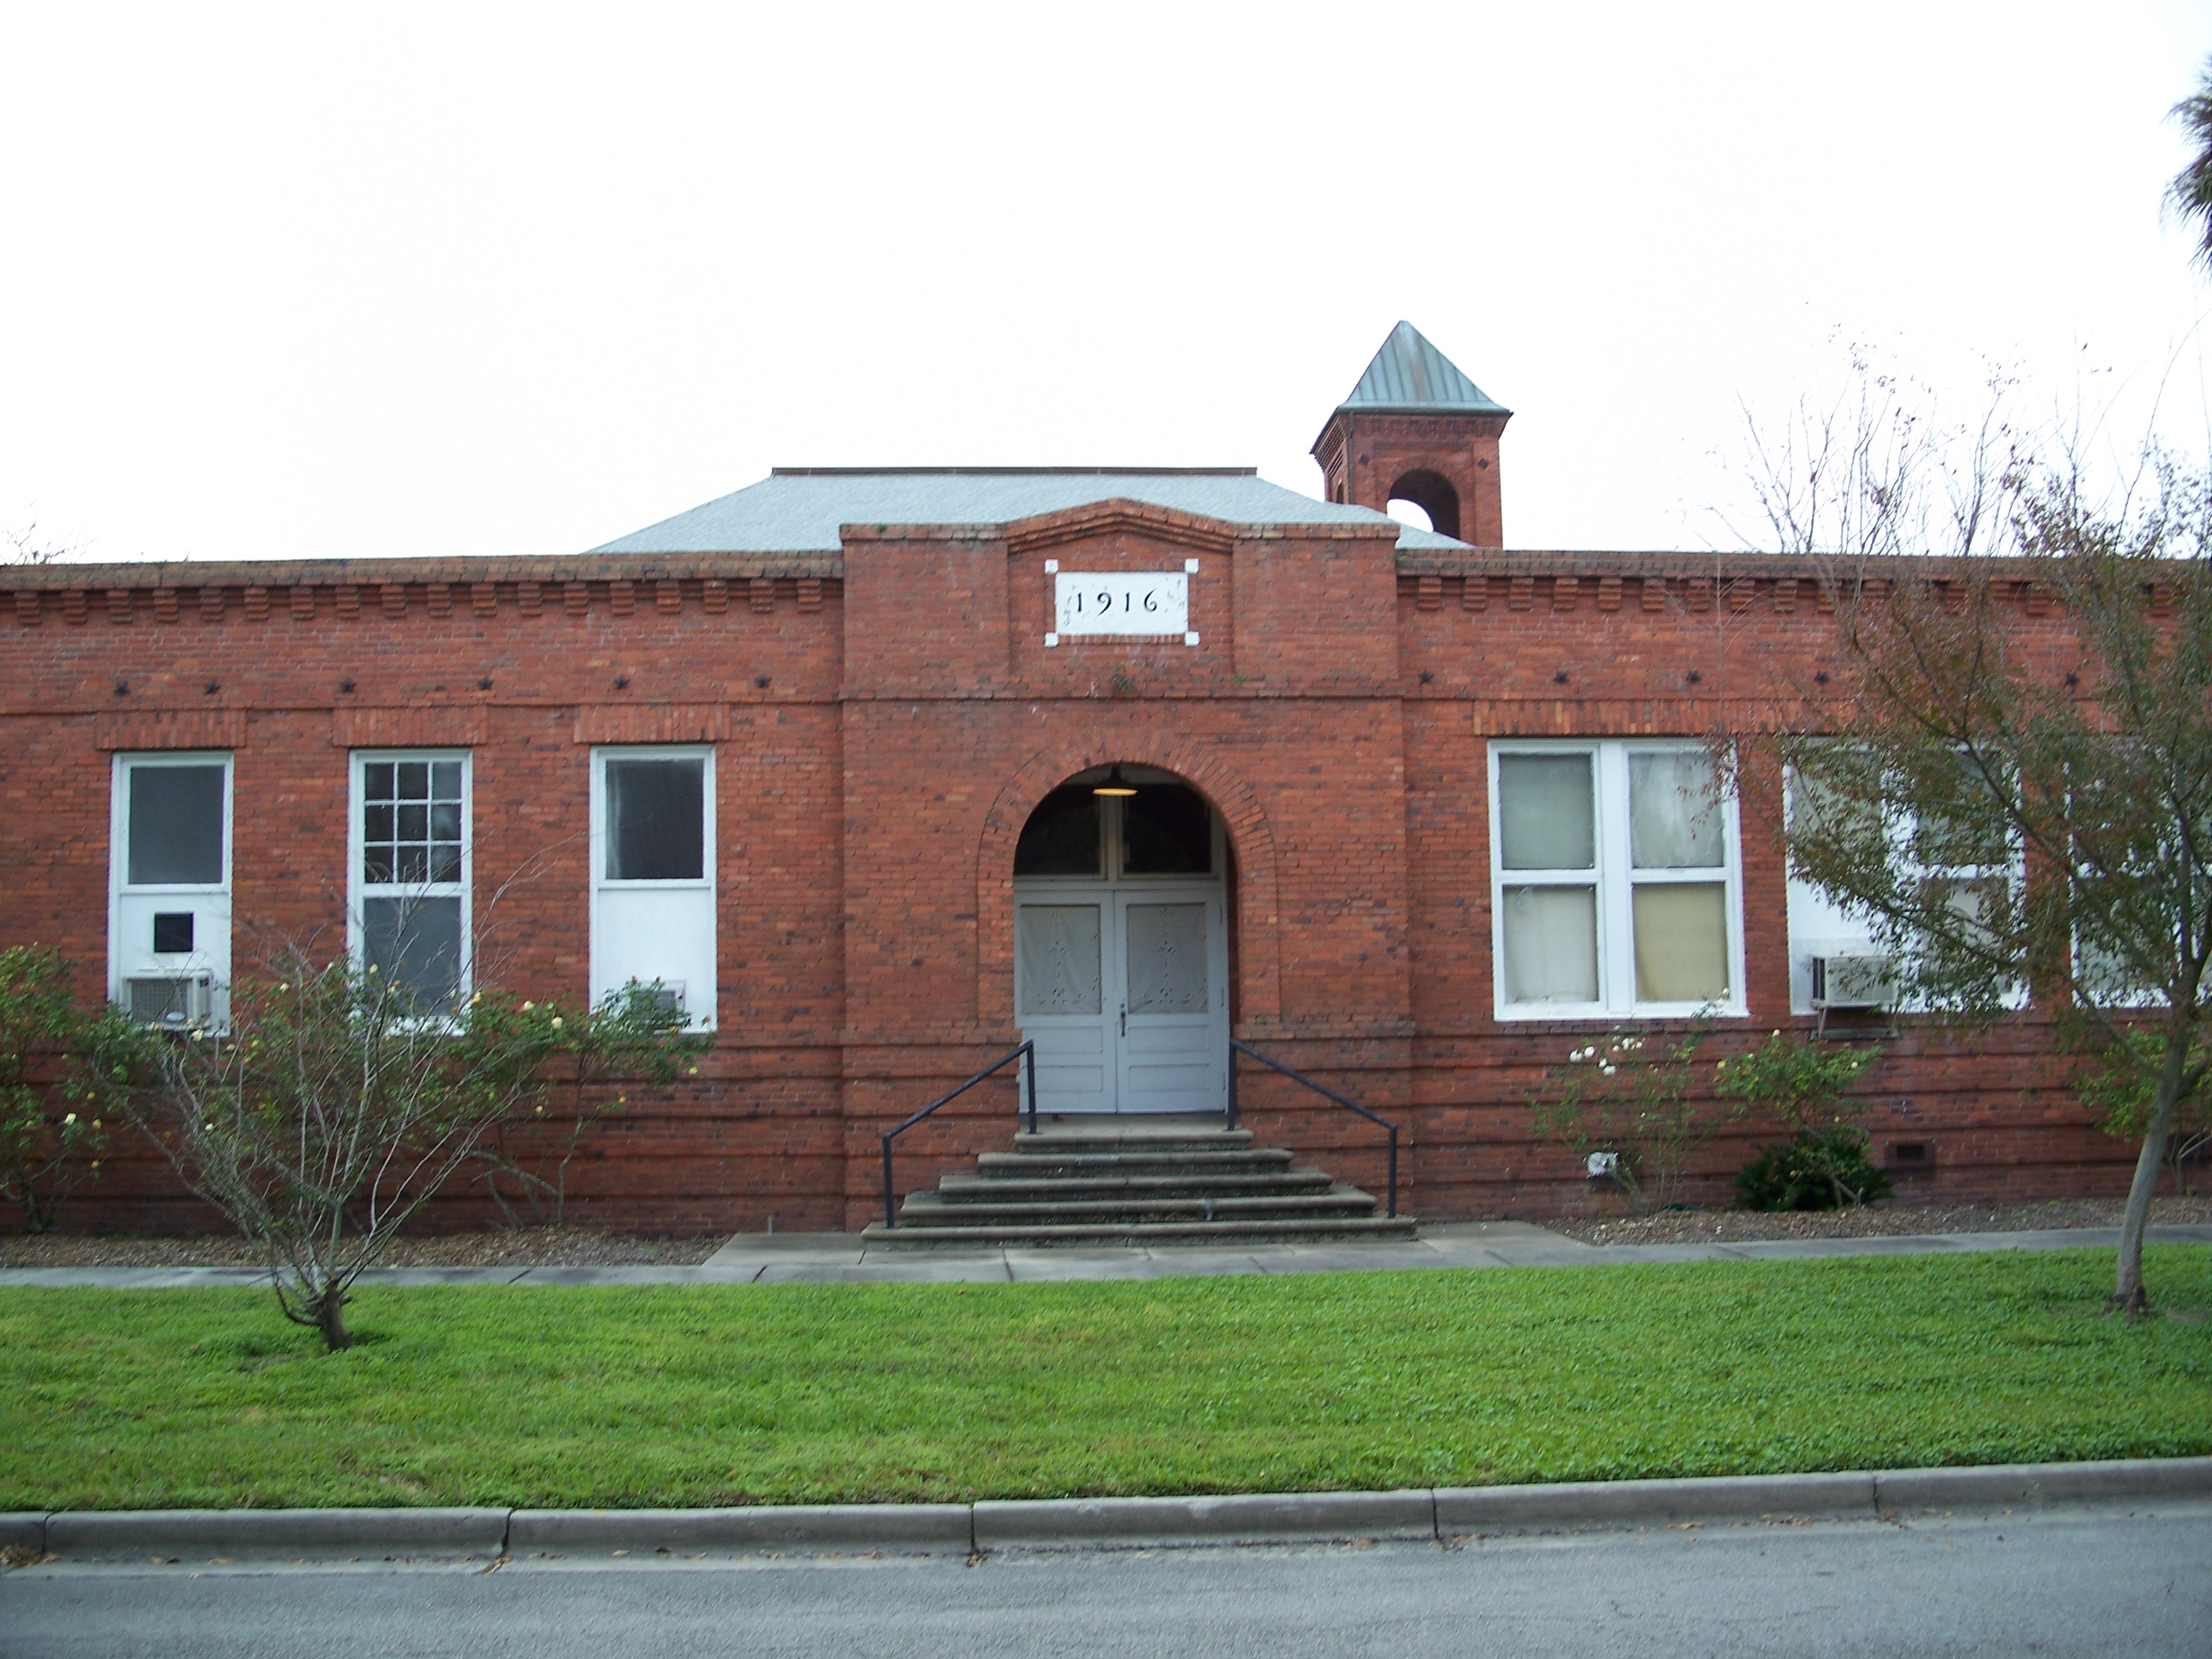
(1002, 497, 1238, 559)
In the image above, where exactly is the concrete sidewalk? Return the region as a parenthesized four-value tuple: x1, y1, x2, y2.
(3, 1221, 2208, 1289)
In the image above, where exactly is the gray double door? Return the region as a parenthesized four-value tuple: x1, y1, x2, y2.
(1015, 882, 1229, 1115)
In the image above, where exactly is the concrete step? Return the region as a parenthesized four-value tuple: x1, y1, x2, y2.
(863, 1215, 1418, 1248)
(935, 1170, 1334, 1202)
(897, 1186, 1381, 1227)
(1011, 1127, 1256, 1153)
(977, 1148, 1294, 1179)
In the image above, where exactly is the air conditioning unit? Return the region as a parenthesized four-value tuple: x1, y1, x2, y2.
(123, 975, 213, 1027)
(1810, 954, 1896, 1011)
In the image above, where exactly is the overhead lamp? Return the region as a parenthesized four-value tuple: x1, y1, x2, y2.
(1092, 766, 1137, 798)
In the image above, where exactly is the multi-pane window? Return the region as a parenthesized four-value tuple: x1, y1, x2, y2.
(351, 752, 470, 1010)
(110, 754, 232, 1026)
(1490, 742, 1744, 1018)
(591, 747, 715, 1027)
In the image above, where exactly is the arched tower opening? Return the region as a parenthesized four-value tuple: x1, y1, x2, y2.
(1385, 468, 1461, 541)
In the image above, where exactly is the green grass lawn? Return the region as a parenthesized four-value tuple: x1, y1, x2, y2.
(4, 1248, 2209, 1511)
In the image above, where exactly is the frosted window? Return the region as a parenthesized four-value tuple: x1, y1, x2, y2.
(1498, 755, 1595, 870)
(127, 765, 224, 885)
(1500, 885, 1599, 1004)
(1629, 752, 1723, 869)
(1017, 905, 1103, 1015)
(1632, 883, 1729, 1002)
(363, 895, 463, 1009)
(1125, 903, 1208, 1015)
(605, 758, 705, 881)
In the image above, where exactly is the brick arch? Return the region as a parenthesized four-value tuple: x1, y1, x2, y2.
(976, 737, 1282, 1026)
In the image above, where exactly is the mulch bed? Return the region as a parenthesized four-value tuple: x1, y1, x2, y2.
(1553, 1195, 2212, 1247)
(0, 1227, 726, 1269)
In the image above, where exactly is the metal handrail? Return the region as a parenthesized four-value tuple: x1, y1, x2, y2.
(880, 1041, 1037, 1229)
(1227, 1038, 1399, 1218)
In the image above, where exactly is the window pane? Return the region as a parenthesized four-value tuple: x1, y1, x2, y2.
(1122, 785, 1212, 874)
(431, 760, 462, 800)
(362, 895, 463, 1010)
(1014, 787, 1101, 876)
(1500, 884, 1599, 1004)
(396, 761, 428, 799)
(1498, 755, 1595, 870)
(605, 759, 705, 880)
(1630, 751, 1723, 869)
(1788, 764, 1882, 851)
(1125, 902, 1208, 1014)
(363, 762, 394, 802)
(126, 764, 224, 884)
(1913, 755, 2009, 869)
(1633, 882, 1729, 1002)
(1017, 903, 1103, 1015)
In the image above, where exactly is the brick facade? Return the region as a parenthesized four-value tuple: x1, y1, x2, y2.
(0, 348, 2133, 1235)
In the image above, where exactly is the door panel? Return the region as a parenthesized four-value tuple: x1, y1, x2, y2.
(1115, 895, 1227, 1113)
(1017, 900, 1113, 1114)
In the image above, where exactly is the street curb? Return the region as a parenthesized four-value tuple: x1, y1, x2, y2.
(41, 1507, 508, 1561)
(1435, 1471, 1877, 1532)
(508, 1503, 972, 1557)
(12, 1458, 2211, 1563)
(972, 1489, 1436, 1550)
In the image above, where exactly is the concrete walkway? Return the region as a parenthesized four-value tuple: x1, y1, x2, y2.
(4, 1221, 2209, 1288)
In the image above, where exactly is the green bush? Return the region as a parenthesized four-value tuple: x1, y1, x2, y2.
(1736, 1127, 1895, 1212)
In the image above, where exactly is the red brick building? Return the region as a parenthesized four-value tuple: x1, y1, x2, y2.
(0, 323, 2124, 1233)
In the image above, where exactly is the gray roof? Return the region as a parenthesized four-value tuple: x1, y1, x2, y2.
(1339, 321, 1510, 415)
(590, 467, 1470, 554)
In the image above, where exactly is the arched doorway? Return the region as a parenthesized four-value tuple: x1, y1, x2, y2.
(1012, 765, 1229, 1115)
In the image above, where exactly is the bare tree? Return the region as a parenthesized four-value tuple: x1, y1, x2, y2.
(3, 521, 77, 566)
(1728, 367, 2212, 1315)
(126, 926, 704, 1350)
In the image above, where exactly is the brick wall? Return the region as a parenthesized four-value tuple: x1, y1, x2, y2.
(0, 527, 2133, 1236)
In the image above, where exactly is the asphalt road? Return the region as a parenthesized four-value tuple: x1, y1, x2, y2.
(5, 1504, 2208, 1659)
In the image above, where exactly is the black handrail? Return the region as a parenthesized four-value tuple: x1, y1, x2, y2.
(1227, 1038, 1399, 1218)
(880, 1041, 1037, 1229)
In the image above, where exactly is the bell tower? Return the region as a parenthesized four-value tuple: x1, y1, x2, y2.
(1311, 321, 1511, 546)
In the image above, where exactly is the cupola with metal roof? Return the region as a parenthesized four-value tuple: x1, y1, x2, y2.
(1311, 322, 1512, 547)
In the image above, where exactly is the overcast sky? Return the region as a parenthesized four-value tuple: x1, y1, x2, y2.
(5, 2, 2212, 565)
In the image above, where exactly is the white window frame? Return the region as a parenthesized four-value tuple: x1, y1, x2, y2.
(1488, 739, 1748, 1021)
(108, 751, 234, 1024)
(1784, 754, 2026, 1014)
(590, 744, 716, 1030)
(348, 749, 472, 1006)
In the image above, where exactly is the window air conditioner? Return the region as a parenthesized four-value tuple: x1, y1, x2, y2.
(1809, 954, 1896, 1011)
(123, 975, 213, 1027)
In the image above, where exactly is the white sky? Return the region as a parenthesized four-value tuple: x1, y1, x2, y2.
(5, 1, 2212, 564)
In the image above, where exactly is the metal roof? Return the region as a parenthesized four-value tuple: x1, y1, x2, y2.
(590, 467, 1471, 554)
(1338, 321, 1510, 415)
